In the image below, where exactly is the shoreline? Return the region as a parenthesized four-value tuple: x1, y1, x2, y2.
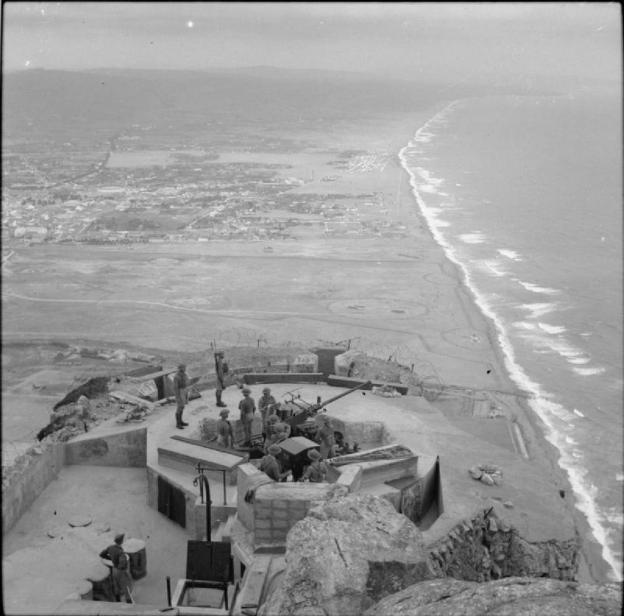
(397, 102, 618, 582)
(2, 102, 617, 585)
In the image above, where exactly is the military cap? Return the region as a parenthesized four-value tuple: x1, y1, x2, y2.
(242, 387, 251, 394)
(114, 533, 125, 544)
(307, 449, 321, 461)
(219, 408, 230, 417)
(178, 363, 186, 370)
(268, 444, 281, 455)
(267, 415, 279, 424)
(262, 387, 271, 394)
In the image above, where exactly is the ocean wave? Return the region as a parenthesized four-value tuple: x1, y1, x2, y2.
(573, 366, 606, 377)
(512, 321, 536, 331)
(567, 357, 591, 365)
(537, 322, 566, 335)
(459, 232, 486, 244)
(419, 184, 441, 194)
(519, 302, 558, 319)
(517, 280, 560, 295)
(477, 260, 507, 277)
(497, 249, 522, 261)
(573, 408, 585, 417)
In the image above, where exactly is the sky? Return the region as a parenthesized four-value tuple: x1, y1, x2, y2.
(2, 2, 621, 84)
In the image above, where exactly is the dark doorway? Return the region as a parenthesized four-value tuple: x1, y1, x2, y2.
(157, 476, 186, 528)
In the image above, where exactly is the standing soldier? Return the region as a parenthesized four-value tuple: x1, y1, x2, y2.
(258, 387, 277, 429)
(238, 387, 256, 446)
(214, 351, 228, 408)
(173, 364, 189, 429)
(318, 415, 336, 459)
(216, 408, 233, 448)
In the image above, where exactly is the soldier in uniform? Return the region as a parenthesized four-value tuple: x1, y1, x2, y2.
(301, 449, 328, 483)
(214, 351, 228, 407)
(260, 444, 290, 482)
(318, 415, 336, 459)
(258, 387, 277, 426)
(173, 364, 189, 429)
(238, 387, 256, 446)
(99, 533, 133, 603)
(216, 408, 233, 448)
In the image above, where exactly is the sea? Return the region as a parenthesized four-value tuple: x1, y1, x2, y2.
(399, 85, 623, 581)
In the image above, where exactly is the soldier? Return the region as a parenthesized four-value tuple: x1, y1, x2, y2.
(173, 364, 189, 429)
(99, 533, 133, 603)
(216, 408, 233, 448)
(214, 351, 228, 407)
(318, 415, 335, 459)
(260, 444, 290, 482)
(301, 449, 328, 483)
(258, 387, 277, 426)
(238, 387, 256, 446)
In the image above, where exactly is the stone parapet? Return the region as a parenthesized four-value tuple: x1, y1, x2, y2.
(64, 427, 147, 467)
(2, 441, 65, 535)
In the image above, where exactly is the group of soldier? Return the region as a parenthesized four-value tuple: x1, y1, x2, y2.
(171, 352, 337, 483)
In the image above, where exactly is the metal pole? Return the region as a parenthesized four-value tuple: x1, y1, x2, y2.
(166, 576, 172, 607)
(222, 470, 227, 505)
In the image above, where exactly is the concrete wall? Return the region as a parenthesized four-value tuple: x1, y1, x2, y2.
(2, 441, 65, 535)
(328, 418, 388, 447)
(64, 427, 147, 467)
(252, 483, 334, 548)
(235, 464, 337, 550)
(243, 372, 324, 385)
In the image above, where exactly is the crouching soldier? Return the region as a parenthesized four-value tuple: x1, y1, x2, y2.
(260, 444, 291, 482)
(99, 533, 133, 603)
(301, 449, 328, 483)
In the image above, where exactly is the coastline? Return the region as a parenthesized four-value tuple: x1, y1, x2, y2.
(397, 103, 617, 582)
(1, 101, 616, 587)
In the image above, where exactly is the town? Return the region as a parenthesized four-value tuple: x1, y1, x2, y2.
(2, 122, 407, 247)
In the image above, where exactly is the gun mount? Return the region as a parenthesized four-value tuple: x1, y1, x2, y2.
(279, 380, 372, 436)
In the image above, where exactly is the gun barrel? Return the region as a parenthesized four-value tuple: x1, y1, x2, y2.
(318, 380, 372, 408)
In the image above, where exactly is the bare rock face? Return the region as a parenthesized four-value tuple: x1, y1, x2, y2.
(363, 577, 623, 616)
(259, 493, 436, 616)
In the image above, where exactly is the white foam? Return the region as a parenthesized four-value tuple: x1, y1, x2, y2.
(616, 473, 624, 482)
(537, 322, 566, 335)
(497, 249, 522, 261)
(398, 114, 623, 580)
(573, 408, 585, 418)
(419, 184, 440, 194)
(568, 357, 591, 365)
(573, 367, 606, 377)
(459, 232, 486, 244)
(477, 260, 507, 277)
(517, 280, 560, 295)
(519, 302, 557, 319)
(512, 321, 536, 331)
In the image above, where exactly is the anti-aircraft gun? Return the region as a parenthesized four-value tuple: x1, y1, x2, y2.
(277, 380, 372, 438)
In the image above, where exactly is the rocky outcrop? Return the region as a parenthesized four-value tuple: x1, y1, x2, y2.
(363, 577, 623, 616)
(427, 506, 578, 581)
(259, 493, 436, 616)
(53, 376, 109, 411)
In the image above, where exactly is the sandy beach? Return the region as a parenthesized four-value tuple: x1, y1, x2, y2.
(1, 107, 613, 591)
